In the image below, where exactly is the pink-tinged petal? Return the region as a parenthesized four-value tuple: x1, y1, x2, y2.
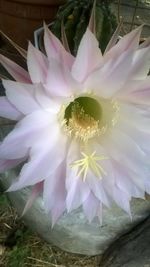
(35, 83, 61, 113)
(0, 110, 53, 159)
(22, 181, 43, 216)
(119, 103, 150, 133)
(104, 173, 132, 214)
(130, 46, 150, 79)
(45, 59, 80, 97)
(0, 96, 22, 120)
(51, 203, 66, 227)
(104, 21, 123, 54)
(86, 170, 110, 208)
(66, 141, 90, 211)
(116, 117, 150, 157)
(61, 23, 70, 53)
(27, 42, 48, 83)
(66, 175, 90, 212)
(116, 79, 150, 100)
(0, 141, 28, 160)
(3, 80, 41, 115)
(83, 192, 99, 223)
(0, 158, 25, 173)
(111, 160, 145, 199)
(44, 23, 74, 69)
(43, 161, 66, 213)
(88, 0, 96, 35)
(118, 79, 150, 105)
(104, 129, 148, 187)
(72, 28, 102, 82)
(7, 121, 67, 191)
(85, 50, 134, 98)
(105, 25, 142, 60)
(112, 187, 131, 215)
(0, 54, 31, 83)
(43, 161, 66, 226)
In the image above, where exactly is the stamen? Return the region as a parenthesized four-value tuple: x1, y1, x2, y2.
(59, 96, 120, 143)
(68, 104, 100, 142)
(70, 151, 108, 181)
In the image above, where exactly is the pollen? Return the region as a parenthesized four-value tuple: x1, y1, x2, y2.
(67, 102, 100, 142)
(64, 96, 103, 142)
(70, 151, 108, 181)
(61, 95, 120, 143)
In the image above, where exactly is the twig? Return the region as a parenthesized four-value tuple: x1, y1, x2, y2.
(27, 257, 65, 267)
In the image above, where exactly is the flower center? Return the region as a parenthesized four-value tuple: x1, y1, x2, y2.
(64, 96, 102, 142)
(61, 96, 120, 143)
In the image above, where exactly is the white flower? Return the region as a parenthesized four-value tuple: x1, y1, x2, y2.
(0, 24, 150, 225)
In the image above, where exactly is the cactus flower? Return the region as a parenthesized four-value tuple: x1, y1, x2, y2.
(0, 24, 150, 225)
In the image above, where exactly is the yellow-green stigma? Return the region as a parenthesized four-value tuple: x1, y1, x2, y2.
(70, 151, 108, 181)
(64, 96, 102, 142)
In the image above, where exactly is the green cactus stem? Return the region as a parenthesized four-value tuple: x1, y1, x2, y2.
(39, 0, 117, 55)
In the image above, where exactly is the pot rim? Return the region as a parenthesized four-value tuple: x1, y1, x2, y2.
(10, 0, 66, 6)
(34, 23, 52, 49)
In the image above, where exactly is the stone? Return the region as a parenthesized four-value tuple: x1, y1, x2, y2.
(99, 216, 150, 267)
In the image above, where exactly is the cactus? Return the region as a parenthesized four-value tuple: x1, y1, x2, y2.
(49, 0, 117, 54)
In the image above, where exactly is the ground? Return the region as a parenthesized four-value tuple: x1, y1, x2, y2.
(0, 194, 100, 267)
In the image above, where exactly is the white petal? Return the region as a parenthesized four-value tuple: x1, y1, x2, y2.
(43, 161, 66, 225)
(22, 181, 43, 216)
(104, 129, 148, 186)
(83, 192, 99, 222)
(44, 23, 74, 69)
(131, 46, 150, 79)
(104, 22, 123, 54)
(35, 83, 61, 113)
(72, 28, 102, 82)
(86, 170, 110, 208)
(112, 187, 131, 214)
(117, 117, 150, 155)
(119, 103, 150, 132)
(0, 54, 31, 83)
(27, 42, 48, 83)
(117, 78, 150, 105)
(0, 96, 23, 120)
(3, 80, 41, 115)
(111, 160, 145, 199)
(66, 141, 90, 211)
(85, 50, 134, 98)
(45, 59, 80, 97)
(105, 25, 142, 61)
(43, 161, 66, 213)
(8, 121, 67, 191)
(0, 110, 53, 159)
(66, 175, 90, 212)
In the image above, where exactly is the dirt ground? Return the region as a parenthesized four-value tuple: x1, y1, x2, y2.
(0, 194, 100, 267)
